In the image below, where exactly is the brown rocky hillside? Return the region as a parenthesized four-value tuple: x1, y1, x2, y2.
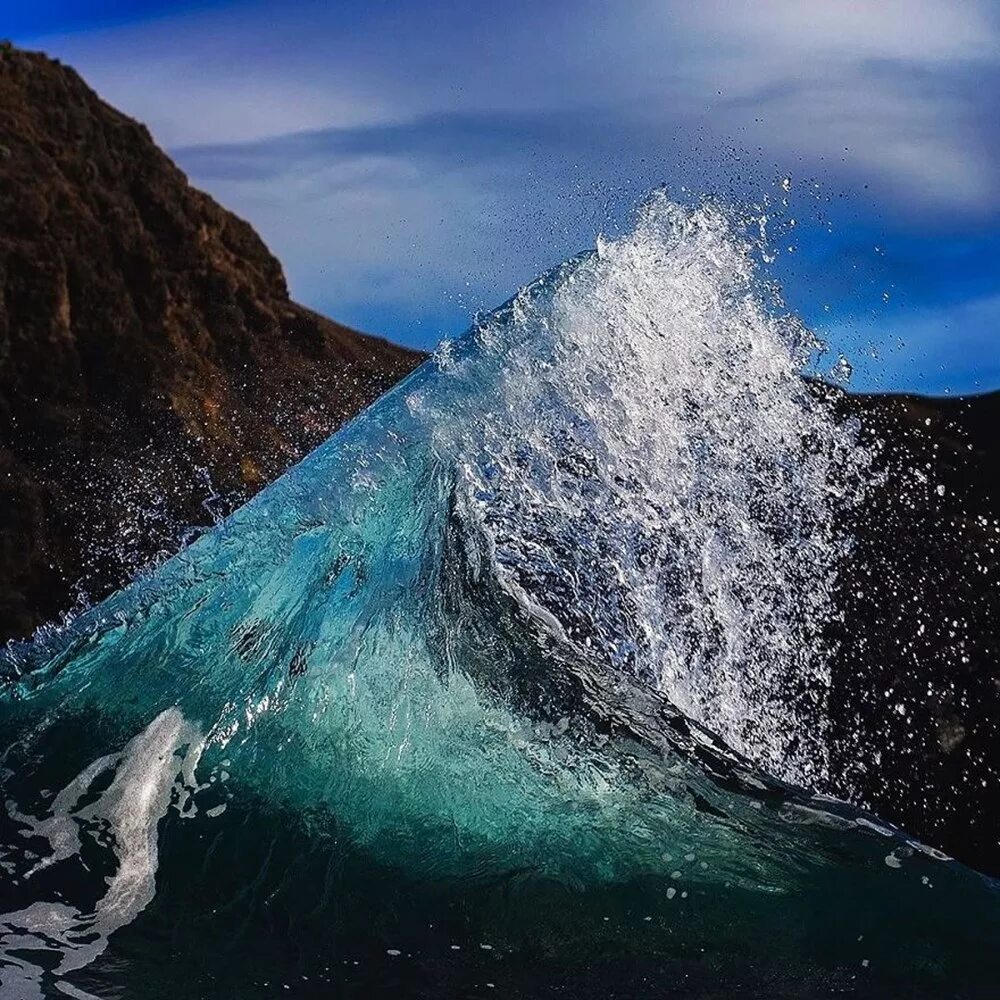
(0, 43, 423, 641)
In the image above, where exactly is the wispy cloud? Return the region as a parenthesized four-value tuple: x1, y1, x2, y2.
(18, 0, 1000, 378)
(28, 0, 1000, 209)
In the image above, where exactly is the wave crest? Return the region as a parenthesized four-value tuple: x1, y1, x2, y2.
(419, 194, 871, 783)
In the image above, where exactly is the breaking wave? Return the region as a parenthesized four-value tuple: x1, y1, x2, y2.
(0, 195, 996, 998)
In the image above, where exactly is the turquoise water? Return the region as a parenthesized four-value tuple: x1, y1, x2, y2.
(1, 197, 997, 998)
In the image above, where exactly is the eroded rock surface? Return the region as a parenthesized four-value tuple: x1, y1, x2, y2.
(0, 44, 423, 640)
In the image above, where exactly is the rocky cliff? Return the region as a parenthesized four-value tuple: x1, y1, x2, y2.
(0, 44, 423, 641)
(827, 387, 1000, 872)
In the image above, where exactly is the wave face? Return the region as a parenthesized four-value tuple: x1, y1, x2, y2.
(1, 196, 996, 998)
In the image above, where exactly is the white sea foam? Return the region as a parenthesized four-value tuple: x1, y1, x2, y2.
(0, 709, 204, 982)
(433, 194, 871, 784)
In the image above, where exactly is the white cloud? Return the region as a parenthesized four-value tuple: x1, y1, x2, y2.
(592, 0, 1000, 211)
(18, 0, 1000, 377)
(23, 5, 395, 146)
(24, 0, 999, 214)
(676, 0, 997, 65)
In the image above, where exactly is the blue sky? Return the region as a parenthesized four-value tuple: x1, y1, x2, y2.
(12, 0, 1000, 393)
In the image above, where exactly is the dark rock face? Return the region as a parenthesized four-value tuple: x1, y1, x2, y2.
(0, 45, 423, 642)
(825, 388, 1000, 874)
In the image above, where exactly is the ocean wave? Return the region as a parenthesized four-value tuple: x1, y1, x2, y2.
(1, 195, 996, 998)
